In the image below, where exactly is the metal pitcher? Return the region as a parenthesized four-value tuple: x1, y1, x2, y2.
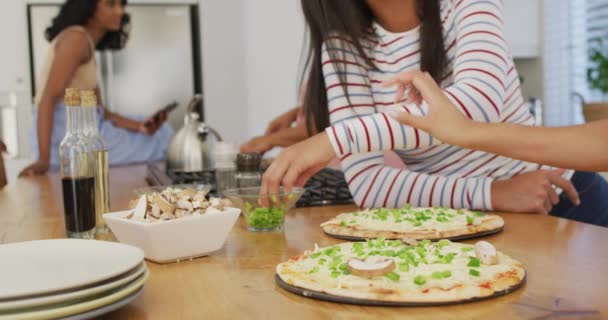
(166, 95, 223, 172)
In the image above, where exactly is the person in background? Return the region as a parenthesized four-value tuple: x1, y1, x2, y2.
(262, 0, 608, 227)
(240, 106, 309, 154)
(19, 0, 172, 177)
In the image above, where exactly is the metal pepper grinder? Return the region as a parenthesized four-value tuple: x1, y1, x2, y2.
(235, 153, 262, 188)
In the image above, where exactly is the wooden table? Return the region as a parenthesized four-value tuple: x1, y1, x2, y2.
(1, 165, 607, 319)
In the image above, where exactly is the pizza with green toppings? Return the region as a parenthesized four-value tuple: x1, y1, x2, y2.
(321, 206, 504, 241)
(275, 239, 525, 305)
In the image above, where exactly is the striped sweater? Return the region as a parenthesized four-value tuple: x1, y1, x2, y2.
(323, 0, 570, 210)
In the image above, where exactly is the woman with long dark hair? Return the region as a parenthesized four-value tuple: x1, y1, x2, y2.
(20, 0, 172, 176)
(262, 0, 608, 226)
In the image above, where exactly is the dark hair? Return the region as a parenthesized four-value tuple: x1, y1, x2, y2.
(45, 0, 130, 50)
(301, 0, 447, 134)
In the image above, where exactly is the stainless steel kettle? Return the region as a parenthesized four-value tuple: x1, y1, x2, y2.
(166, 95, 223, 172)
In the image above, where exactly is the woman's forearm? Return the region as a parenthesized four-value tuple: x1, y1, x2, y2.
(105, 111, 141, 132)
(267, 123, 309, 147)
(36, 100, 55, 163)
(460, 120, 608, 171)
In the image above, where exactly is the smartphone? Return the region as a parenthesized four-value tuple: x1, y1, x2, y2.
(145, 102, 178, 128)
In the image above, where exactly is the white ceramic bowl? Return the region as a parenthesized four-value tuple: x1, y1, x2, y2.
(103, 208, 240, 263)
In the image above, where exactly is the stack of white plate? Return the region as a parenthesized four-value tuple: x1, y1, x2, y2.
(0, 239, 148, 320)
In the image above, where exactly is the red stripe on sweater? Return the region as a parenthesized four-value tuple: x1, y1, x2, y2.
(326, 82, 370, 91)
(380, 36, 405, 47)
(456, 49, 507, 65)
(406, 174, 422, 204)
(331, 126, 343, 155)
(381, 113, 395, 150)
(429, 150, 475, 175)
(372, 50, 420, 66)
(428, 176, 440, 207)
(459, 11, 503, 25)
(458, 30, 504, 42)
(330, 104, 375, 115)
(445, 90, 473, 119)
(454, 67, 505, 88)
(383, 171, 402, 207)
(462, 154, 499, 177)
(449, 179, 459, 208)
(361, 168, 384, 207)
(465, 83, 500, 116)
(358, 117, 372, 152)
(347, 164, 380, 186)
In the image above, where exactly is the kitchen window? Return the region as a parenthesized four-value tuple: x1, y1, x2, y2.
(543, 0, 608, 126)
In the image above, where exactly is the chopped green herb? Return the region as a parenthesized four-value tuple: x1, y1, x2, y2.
(398, 262, 410, 272)
(439, 252, 456, 264)
(338, 263, 349, 272)
(414, 275, 427, 285)
(331, 271, 341, 278)
(413, 221, 423, 227)
(385, 271, 400, 282)
(388, 240, 402, 247)
(419, 240, 431, 247)
(474, 211, 485, 217)
(467, 257, 481, 268)
(318, 258, 326, 265)
(415, 246, 427, 257)
(352, 242, 363, 251)
(469, 269, 480, 277)
(339, 221, 347, 227)
(396, 249, 407, 259)
(461, 247, 474, 252)
(246, 207, 285, 230)
(437, 239, 451, 247)
(431, 271, 452, 279)
(310, 251, 322, 259)
(308, 266, 319, 274)
(380, 250, 396, 257)
(466, 215, 475, 224)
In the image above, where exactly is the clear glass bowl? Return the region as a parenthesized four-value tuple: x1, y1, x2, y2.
(133, 184, 212, 197)
(223, 187, 305, 232)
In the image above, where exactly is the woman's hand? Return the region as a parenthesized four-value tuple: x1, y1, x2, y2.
(139, 111, 168, 135)
(382, 70, 472, 145)
(261, 131, 335, 195)
(240, 135, 273, 154)
(491, 169, 580, 214)
(265, 107, 300, 135)
(19, 160, 50, 177)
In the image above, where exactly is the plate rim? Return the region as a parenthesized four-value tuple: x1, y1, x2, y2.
(0, 263, 146, 312)
(0, 269, 148, 320)
(0, 239, 144, 300)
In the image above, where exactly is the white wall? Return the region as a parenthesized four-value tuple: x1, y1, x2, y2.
(241, 0, 304, 143)
(198, 0, 247, 143)
(0, 1, 30, 93)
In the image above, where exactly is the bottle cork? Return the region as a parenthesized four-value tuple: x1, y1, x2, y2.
(64, 88, 80, 107)
(80, 90, 97, 108)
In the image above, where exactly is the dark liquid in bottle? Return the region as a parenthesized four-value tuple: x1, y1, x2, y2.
(62, 177, 96, 232)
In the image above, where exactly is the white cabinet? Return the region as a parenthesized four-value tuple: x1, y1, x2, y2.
(503, 0, 541, 58)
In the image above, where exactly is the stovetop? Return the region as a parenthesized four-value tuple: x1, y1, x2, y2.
(145, 162, 354, 208)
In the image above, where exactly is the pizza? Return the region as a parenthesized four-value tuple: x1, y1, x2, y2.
(276, 239, 525, 304)
(321, 206, 504, 241)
